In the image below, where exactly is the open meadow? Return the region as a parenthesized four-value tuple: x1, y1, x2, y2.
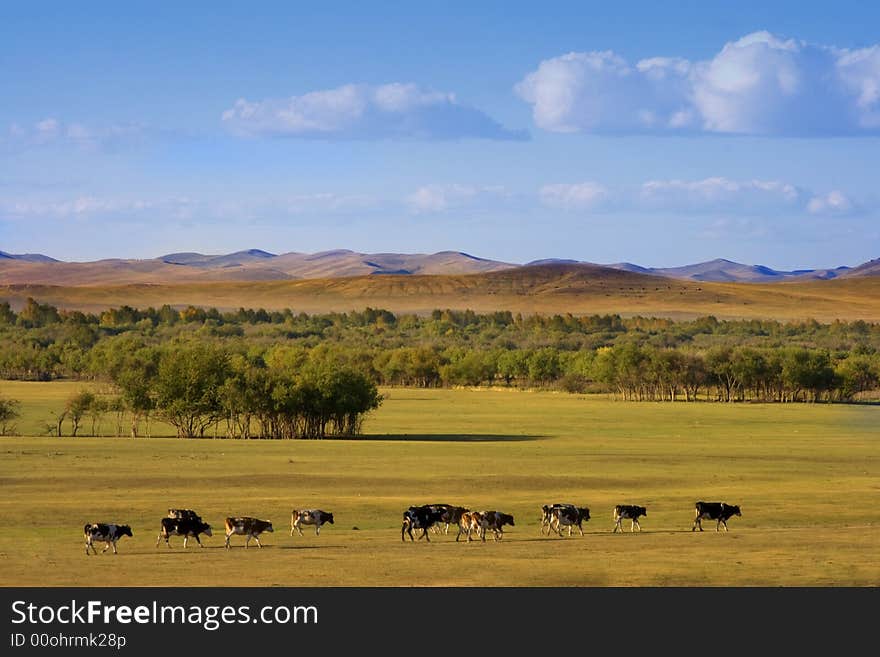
(0, 384, 877, 586)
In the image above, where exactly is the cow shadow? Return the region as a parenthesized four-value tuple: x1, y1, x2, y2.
(355, 433, 544, 442)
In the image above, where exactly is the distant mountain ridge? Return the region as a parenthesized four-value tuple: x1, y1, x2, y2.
(529, 257, 854, 283)
(0, 248, 875, 286)
(0, 249, 517, 285)
(0, 251, 59, 263)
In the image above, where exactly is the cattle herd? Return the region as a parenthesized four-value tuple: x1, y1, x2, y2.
(82, 501, 743, 554)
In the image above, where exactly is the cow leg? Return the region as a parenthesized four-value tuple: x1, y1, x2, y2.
(193, 534, 203, 547)
(295, 523, 304, 537)
(183, 535, 188, 548)
(720, 519, 729, 532)
(315, 525, 320, 535)
(613, 519, 620, 533)
(245, 534, 251, 549)
(225, 533, 232, 549)
(254, 535, 263, 548)
(633, 519, 641, 533)
(85, 538, 96, 555)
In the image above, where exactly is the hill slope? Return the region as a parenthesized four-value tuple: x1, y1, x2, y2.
(0, 249, 516, 285)
(3, 263, 879, 321)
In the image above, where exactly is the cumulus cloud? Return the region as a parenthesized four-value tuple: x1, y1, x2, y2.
(806, 190, 854, 215)
(223, 82, 527, 140)
(516, 31, 880, 136)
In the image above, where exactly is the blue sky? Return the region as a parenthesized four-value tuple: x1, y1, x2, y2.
(1, 1, 878, 269)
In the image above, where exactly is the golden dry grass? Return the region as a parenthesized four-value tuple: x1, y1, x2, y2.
(0, 386, 877, 587)
(2, 265, 880, 320)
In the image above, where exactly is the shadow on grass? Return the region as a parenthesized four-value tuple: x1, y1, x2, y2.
(356, 433, 545, 443)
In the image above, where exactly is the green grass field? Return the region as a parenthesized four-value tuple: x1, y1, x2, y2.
(0, 383, 878, 586)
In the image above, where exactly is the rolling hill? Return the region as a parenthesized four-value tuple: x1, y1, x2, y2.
(0, 249, 517, 285)
(1, 249, 876, 285)
(3, 262, 879, 321)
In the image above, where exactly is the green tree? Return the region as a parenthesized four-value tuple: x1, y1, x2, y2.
(154, 345, 230, 438)
(0, 395, 21, 435)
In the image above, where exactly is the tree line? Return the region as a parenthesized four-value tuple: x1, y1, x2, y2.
(1, 299, 878, 430)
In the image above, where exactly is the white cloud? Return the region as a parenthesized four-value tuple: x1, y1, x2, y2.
(4, 118, 145, 151)
(639, 177, 804, 212)
(538, 177, 857, 216)
(222, 83, 527, 140)
(539, 182, 609, 209)
(406, 184, 507, 213)
(516, 31, 880, 136)
(0, 193, 385, 224)
(806, 190, 854, 215)
(0, 196, 156, 219)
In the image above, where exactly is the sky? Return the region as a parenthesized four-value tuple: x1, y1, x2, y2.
(1, 1, 879, 269)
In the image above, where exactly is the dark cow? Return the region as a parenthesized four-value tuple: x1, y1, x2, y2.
(541, 503, 587, 535)
(168, 508, 202, 522)
(479, 511, 515, 542)
(290, 509, 334, 536)
(437, 505, 469, 535)
(455, 510, 483, 542)
(84, 523, 133, 555)
(693, 501, 742, 532)
(547, 505, 590, 537)
(156, 517, 213, 548)
(612, 505, 647, 533)
(224, 517, 274, 549)
(401, 505, 445, 542)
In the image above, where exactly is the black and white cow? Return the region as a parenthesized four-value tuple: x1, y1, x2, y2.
(479, 511, 515, 542)
(84, 523, 133, 555)
(401, 505, 445, 542)
(547, 505, 590, 537)
(693, 501, 742, 532)
(437, 505, 469, 535)
(224, 517, 274, 549)
(290, 509, 334, 536)
(612, 505, 647, 533)
(156, 517, 213, 548)
(168, 508, 202, 522)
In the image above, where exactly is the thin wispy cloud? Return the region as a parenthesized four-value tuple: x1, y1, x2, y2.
(540, 177, 855, 216)
(406, 184, 509, 213)
(222, 82, 528, 141)
(0, 193, 386, 224)
(516, 31, 880, 136)
(4, 118, 145, 151)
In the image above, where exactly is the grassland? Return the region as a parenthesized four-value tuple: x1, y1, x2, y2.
(0, 384, 878, 586)
(3, 264, 880, 320)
